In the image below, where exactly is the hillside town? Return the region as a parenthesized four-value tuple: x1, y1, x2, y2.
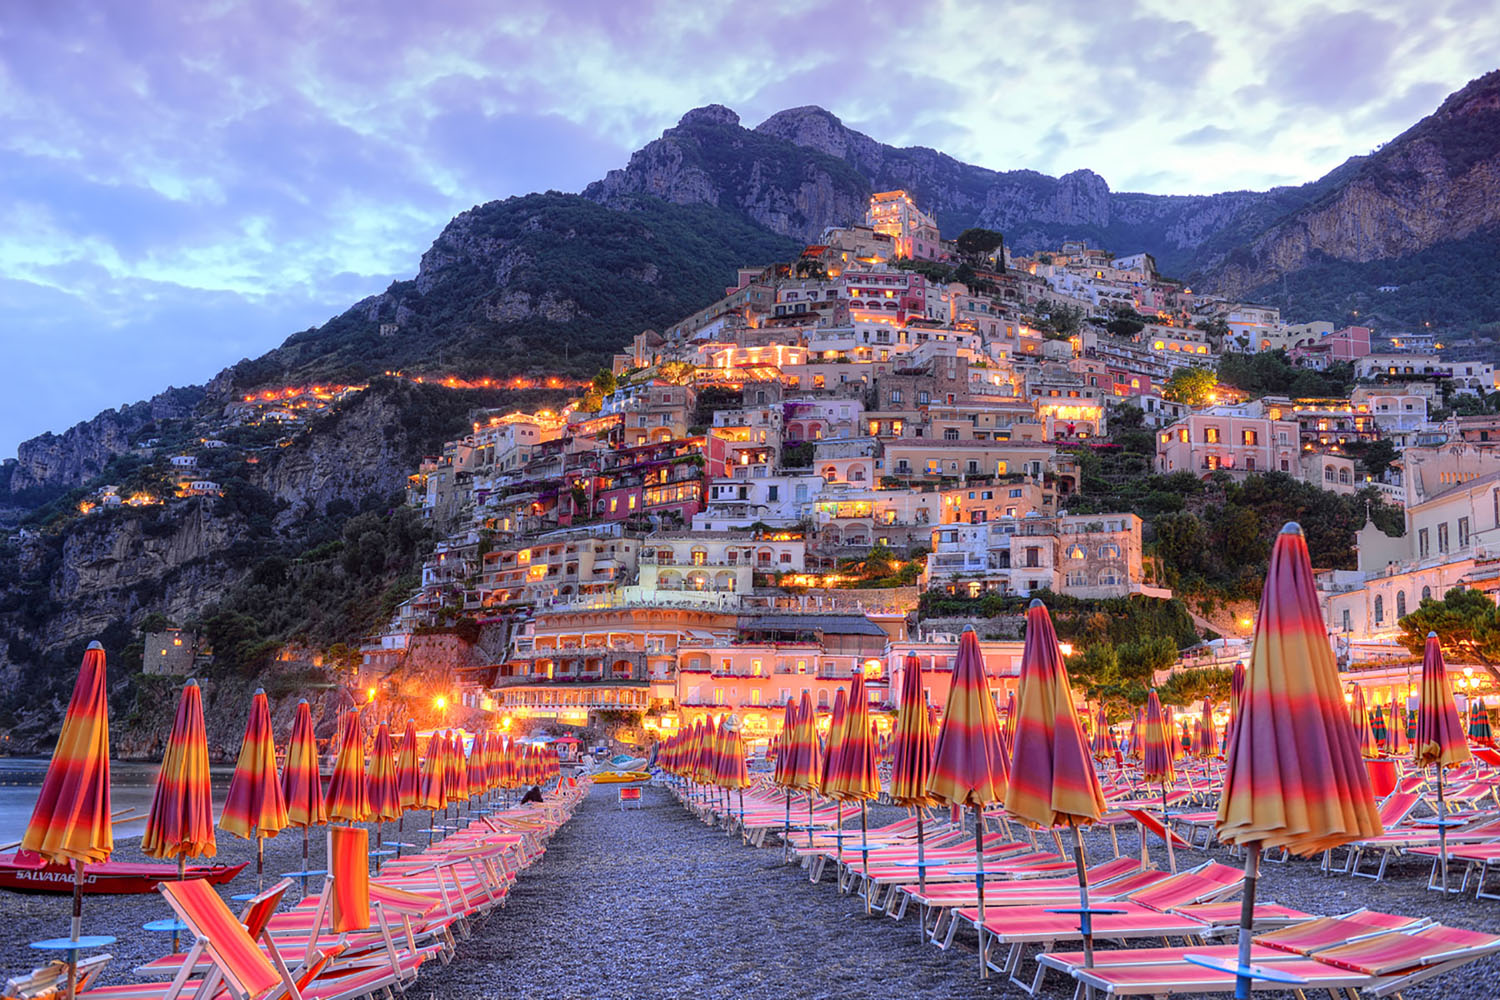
(339, 190, 1500, 746)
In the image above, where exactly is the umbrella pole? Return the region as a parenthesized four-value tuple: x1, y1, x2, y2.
(807, 795, 816, 882)
(738, 788, 746, 843)
(173, 856, 186, 952)
(1232, 846, 1260, 1000)
(1072, 822, 1097, 1000)
(396, 814, 404, 858)
(256, 834, 264, 892)
(782, 788, 791, 864)
(859, 800, 870, 915)
(974, 805, 987, 979)
(301, 827, 310, 896)
(916, 809, 927, 942)
(1162, 781, 1177, 874)
(65, 861, 83, 1000)
(1438, 764, 1450, 893)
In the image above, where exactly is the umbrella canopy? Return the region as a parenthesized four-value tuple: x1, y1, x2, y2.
(422, 731, 449, 808)
(326, 711, 370, 824)
(827, 671, 880, 802)
(818, 690, 849, 797)
(22, 642, 113, 865)
(1415, 633, 1472, 769)
(1090, 705, 1112, 760)
(1348, 685, 1379, 759)
(1471, 700, 1492, 743)
(395, 720, 422, 809)
(1141, 689, 1175, 788)
(368, 723, 401, 821)
(1216, 523, 1381, 856)
(773, 701, 795, 786)
(1197, 697, 1216, 758)
(930, 627, 1010, 809)
(1005, 604, 1105, 828)
(1370, 703, 1389, 746)
(890, 651, 935, 807)
(784, 693, 822, 792)
(220, 688, 288, 842)
(1226, 661, 1245, 752)
(1389, 702, 1408, 754)
(716, 716, 751, 790)
(1003, 691, 1017, 744)
(143, 679, 217, 861)
(282, 700, 327, 829)
(447, 731, 471, 801)
(467, 731, 488, 792)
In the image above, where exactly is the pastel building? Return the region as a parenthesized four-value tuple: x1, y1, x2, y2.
(1155, 408, 1301, 477)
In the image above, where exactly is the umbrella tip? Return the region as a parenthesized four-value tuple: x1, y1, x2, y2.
(962, 623, 976, 632)
(185, 677, 198, 687)
(1028, 597, 1045, 609)
(1428, 630, 1438, 638)
(1279, 521, 1304, 536)
(87, 640, 103, 650)
(254, 687, 265, 695)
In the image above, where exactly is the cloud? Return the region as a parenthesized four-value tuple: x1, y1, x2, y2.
(0, 0, 1497, 452)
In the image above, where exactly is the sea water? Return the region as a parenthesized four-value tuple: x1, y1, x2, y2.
(0, 759, 235, 846)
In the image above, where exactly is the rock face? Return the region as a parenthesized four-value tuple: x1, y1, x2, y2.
(1208, 71, 1500, 296)
(6, 386, 204, 498)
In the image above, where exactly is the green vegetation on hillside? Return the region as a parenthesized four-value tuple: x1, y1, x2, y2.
(241, 194, 802, 389)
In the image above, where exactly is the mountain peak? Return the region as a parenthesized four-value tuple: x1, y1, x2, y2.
(755, 105, 856, 156)
(677, 104, 740, 128)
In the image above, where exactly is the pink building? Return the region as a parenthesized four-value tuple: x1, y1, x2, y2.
(1155, 410, 1301, 477)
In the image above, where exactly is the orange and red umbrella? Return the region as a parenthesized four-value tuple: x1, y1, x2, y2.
(422, 731, 449, 810)
(220, 688, 287, 887)
(395, 720, 422, 810)
(20, 643, 114, 997)
(143, 679, 217, 863)
(829, 671, 881, 909)
(282, 700, 327, 829)
(890, 651, 935, 807)
(1142, 690, 1174, 789)
(221, 688, 288, 843)
(1348, 685, 1379, 759)
(1216, 524, 1381, 995)
(818, 690, 848, 798)
(368, 723, 400, 822)
(326, 711, 370, 824)
(930, 626, 1012, 977)
(1197, 697, 1216, 758)
(1415, 631, 1473, 891)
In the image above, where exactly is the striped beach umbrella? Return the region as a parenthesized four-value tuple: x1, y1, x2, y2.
(1216, 523, 1381, 997)
(832, 671, 881, 909)
(282, 699, 327, 881)
(448, 731, 471, 803)
(1141, 689, 1178, 870)
(773, 701, 794, 787)
(931, 627, 1011, 977)
(786, 693, 822, 792)
(368, 723, 400, 821)
(1370, 703, 1388, 747)
(467, 731, 488, 793)
(1470, 699, 1491, 743)
(1004, 602, 1106, 977)
(22, 641, 113, 990)
(818, 690, 849, 798)
(1348, 685, 1378, 759)
(1389, 701, 1408, 754)
(891, 651, 935, 807)
(326, 711, 370, 824)
(143, 679, 217, 864)
(1416, 631, 1472, 891)
(1003, 690, 1017, 744)
(1198, 697, 1216, 758)
(1226, 661, 1245, 753)
(422, 731, 449, 809)
(395, 721, 422, 808)
(220, 688, 287, 887)
(1089, 705, 1110, 760)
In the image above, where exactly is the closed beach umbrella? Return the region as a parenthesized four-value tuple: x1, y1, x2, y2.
(220, 688, 287, 887)
(1348, 685, 1378, 759)
(1003, 690, 1017, 744)
(1216, 524, 1381, 998)
(1226, 661, 1245, 752)
(1005, 602, 1106, 978)
(931, 627, 1011, 977)
(891, 651, 936, 807)
(1470, 699, 1491, 743)
(829, 671, 880, 910)
(446, 731, 470, 804)
(422, 731, 449, 810)
(369, 723, 400, 821)
(1090, 705, 1112, 760)
(1198, 698, 1216, 758)
(1415, 631, 1472, 890)
(143, 679, 217, 864)
(282, 700, 327, 877)
(468, 731, 488, 793)
(819, 689, 849, 798)
(22, 642, 114, 997)
(326, 711, 370, 824)
(1141, 689, 1177, 871)
(718, 716, 751, 829)
(396, 721, 422, 808)
(773, 701, 794, 787)
(1370, 704, 1388, 747)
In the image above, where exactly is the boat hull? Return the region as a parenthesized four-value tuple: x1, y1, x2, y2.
(0, 855, 248, 895)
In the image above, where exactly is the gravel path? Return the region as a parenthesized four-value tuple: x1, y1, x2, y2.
(9, 787, 1500, 999)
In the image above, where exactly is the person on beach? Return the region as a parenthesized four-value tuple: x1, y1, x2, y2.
(519, 785, 544, 804)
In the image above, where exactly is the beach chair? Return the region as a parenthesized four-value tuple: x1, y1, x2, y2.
(5, 955, 112, 999)
(1253, 909, 1427, 955)
(1119, 806, 1194, 873)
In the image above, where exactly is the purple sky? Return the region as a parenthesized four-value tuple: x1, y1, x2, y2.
(2, 0, 1496, 455)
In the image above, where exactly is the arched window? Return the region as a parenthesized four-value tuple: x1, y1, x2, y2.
(1396, 591, 1407, 617)
(1339, 468, 1351, 484)
(1374, 594, 1384, 624)
(1422, 585, 1432, 601)
(1067, 544, 1086, 560)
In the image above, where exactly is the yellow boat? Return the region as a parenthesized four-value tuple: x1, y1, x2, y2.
(591, 770, 650, 784)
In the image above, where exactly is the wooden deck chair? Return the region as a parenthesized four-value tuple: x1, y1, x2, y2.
(6, 954, 112, 999)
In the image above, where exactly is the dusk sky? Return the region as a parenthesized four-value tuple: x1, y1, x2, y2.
(3, 0, 1496, 455)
